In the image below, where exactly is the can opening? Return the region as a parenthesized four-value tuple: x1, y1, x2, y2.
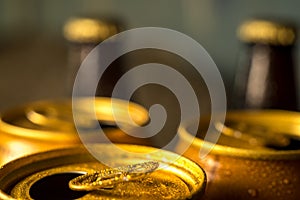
(265, 135, 300, 150)
(29, 172, 88, 200)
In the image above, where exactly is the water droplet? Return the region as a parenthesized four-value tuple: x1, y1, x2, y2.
(268, 184, 273, 189)
(277, 192, 281, 196)
(276, 172, 281, 177)
(224, 170, 232, 176)
(248, 188, 258, 197)
(283, 179, 290, 185)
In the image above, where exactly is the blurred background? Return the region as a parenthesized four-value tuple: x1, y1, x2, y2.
(1, 0, 300, 110)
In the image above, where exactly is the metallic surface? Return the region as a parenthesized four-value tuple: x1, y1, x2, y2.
(0, 97, 150, 165)
(0, 144, 206, 200)
(177, 110, 300, 200)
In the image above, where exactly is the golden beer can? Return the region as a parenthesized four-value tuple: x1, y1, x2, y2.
(0, 144, 206, 200)
(176, 110, 300, 200)
(0, 97, 150, 165)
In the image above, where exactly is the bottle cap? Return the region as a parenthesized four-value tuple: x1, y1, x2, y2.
(63, 17, 119, 43)
(238, 19, 296, 46)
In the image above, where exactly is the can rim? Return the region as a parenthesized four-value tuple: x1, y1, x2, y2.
(0, 101, 77, 142)
(179, 110, 300, 160)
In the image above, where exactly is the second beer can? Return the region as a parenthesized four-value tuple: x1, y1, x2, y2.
(0, 97, 150, 165)
(176, 110, 300, 200)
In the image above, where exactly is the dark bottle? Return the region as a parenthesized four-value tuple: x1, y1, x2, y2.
(232, 19, 298, 111)
(63, 17, 123, 97)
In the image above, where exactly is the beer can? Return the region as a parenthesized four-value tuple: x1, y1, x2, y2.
(0, 97, 150, 165)
(176, 110, 300, 200)
(0, 144, 206, 200)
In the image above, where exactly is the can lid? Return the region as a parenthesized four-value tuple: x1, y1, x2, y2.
(63, 17, 119, 43)
(0, 97, 149, 141)
(0, 144, 206, 200)
(238, 19, 296, 46)
(179, 110, 300, 160)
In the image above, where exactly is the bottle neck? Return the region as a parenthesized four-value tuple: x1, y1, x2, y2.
(232, 42, 298, 111)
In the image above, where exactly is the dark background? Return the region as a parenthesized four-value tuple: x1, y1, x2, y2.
(1, 0, 300, 110)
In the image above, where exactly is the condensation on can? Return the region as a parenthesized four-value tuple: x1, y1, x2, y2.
(0, 97, 150, 165)
(176, 110, 300, 200)
(0, 144, 206, 200)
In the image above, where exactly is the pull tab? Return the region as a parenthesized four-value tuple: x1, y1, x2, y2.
(69, 161, 159, 191)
